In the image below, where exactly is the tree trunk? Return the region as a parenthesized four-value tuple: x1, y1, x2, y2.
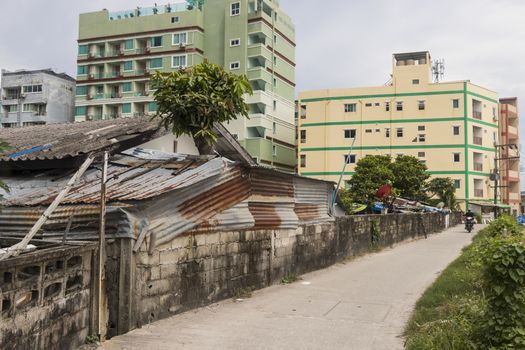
(194, 136, 215, 155)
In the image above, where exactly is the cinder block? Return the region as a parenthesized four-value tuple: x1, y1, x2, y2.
(205, 232, 220, 245)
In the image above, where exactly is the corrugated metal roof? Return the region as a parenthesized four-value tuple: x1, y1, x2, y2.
(0, 117, 168, 163)
(1, 157, 227, 206)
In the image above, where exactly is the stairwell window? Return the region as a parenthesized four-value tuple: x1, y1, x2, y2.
(412, 79, 420, 85)
(418, 134, 426, 142)
(231, 2, 240, 16)
(453, 153, 461, 162)
(300, 130, 306, 143)
(396, 128, 403, 137)
(385, 102, 390, 111)
(344, 154, 356, 164)
(453, 99, 460, 108)
(454, 180, 461, 189)
(230, 38, 240, 47)
(418, 100, 425, 110)
(396, 101, 403, 111)
(344, 129, 356, 139)
(453, 126, 460, 135)
(229, 61, 240, 70)
(300, 155, 306, 168)
(344, 103, 356, 113)
(385, 128, 390, 138)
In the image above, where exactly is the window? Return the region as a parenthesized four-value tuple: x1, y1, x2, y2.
(171, 16, 180, 23)
(412, 79, 420, 85)
(124, 39, 134, 50)
(272, 122, 277, 134)
(396, 101, 403, 111)
(418, 125, 425, 131)
(453, 153, 460, 162)
(172, 55, 187, 68)
(75, 106, 86, 116)
(229, 61, 240, 70)
(273, 100, 277, 110)
(344, 154, 356, 164)
(230, 2, 240, 16)
(151, 36, 163, 47)
(453, 126, 460, 135)
(230, 38, 240, 47)
(274, 35, 277, 43)
(123, 61, 133, 71)
(418, 134, 426, 142)
(365, 129, 372, 133)
(273, 78, 277, 86)
(272, 145, 277, 156)
(300, 154, 306, 168)
(418, 152, 425, 157)
(365, 103, 372, 107)
(76, 86, 87, 96)
(122, 103, 132, 114)
(396, 128, 403, 137)
(374, 103, 380, 107)
(122, 82, 132, 92)
(375, 129, 380, 132)
(23, 85, 43, 93)
(78, 45, 89, 55)
(385, 102, 390, 111)
(77, 66, 88, 75)
(148, 102, 158, 112)
(300, 130, 306, 143)
(344, 129, 356, 139)
(5, 105, 17, 113)
(172, 32, 187, 45)
(300, 105, 307, 119)
(418, 100, 425, 110)
(454, 180, 461, 189)
(344, 103, 356, 113)
(173, 140, 178, 153)
(385, 128, 390, 138)
(452, 99, 460, 108)
(492, 107, 497, 118)
(273, 56, 277, 65)
(150, 58, 163, 69)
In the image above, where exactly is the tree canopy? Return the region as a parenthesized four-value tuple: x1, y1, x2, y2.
(344, 154, 456, 209)
(151, 60, 253, 153)
(427, 177, 458, 210)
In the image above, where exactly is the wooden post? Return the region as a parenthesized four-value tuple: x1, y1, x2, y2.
(98, 151, 109, 340)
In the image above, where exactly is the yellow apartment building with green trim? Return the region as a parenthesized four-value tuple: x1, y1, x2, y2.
(298, 52, 499, 208)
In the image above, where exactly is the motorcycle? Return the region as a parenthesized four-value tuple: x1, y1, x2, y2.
(465, 216, 475, 233)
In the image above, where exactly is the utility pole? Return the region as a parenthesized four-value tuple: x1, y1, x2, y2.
(493, 144, 520, 218)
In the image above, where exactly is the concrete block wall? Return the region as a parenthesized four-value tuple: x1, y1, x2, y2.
(0, 244, 97, 350)
(126, 212, 459, 331)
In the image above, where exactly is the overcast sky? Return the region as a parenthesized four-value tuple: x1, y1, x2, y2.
(1, 0, 524, 173)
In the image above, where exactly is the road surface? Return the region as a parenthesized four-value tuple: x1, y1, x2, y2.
(100, 224, 476, 350)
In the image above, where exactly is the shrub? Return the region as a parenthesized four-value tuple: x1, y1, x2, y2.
(483, 215, 522, 238)
(476, 236, 525, 348)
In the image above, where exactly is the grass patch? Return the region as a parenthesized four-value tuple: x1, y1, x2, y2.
(404, 216, 524, 349)
(232, 287, 253, 300)
(281, 273, 299, 285)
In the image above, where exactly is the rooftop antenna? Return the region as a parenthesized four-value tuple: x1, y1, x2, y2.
(431, 59, 445, 83)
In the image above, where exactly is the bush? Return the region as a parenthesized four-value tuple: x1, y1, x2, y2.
(476, 236, 525, 348)
(483, 215, 522, 238)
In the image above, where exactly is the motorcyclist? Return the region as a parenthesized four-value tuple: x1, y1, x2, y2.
(464, 209, 475, 231)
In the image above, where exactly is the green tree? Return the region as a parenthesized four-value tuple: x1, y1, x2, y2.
(347, 155, 393, 205)
(427, 177, 458, 209)
(151, 60, 253, 154)
(390, 155, 430, 201)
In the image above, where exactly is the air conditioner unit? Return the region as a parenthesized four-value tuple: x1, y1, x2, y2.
(180, 42, 186, 48)
(88, 73, 95, 79)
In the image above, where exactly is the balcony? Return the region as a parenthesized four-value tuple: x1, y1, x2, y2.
(474, 189, 484, 198)
(508, 170, 520, 181)
(508, 125, 519, 138)
(473, 111, 482, 119)
(473, 137, 483, 145)
(509, 193, 521, 201)
(247, 68, 272, 83)
(246, 113, 273, 131)
(474, 163, 483, 171)
(247, 44, 272, 62)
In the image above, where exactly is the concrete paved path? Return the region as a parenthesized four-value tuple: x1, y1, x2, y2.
(100, 224, 477, 350)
